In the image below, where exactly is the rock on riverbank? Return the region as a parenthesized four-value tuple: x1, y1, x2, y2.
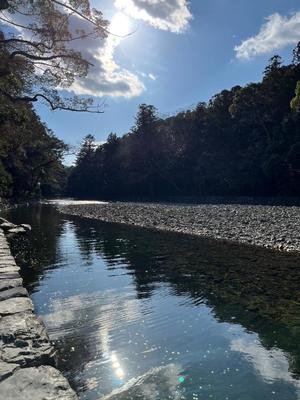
(59, 202, 300, 252)
(0, 217, 32, 236)
(0, 230, 78, 399)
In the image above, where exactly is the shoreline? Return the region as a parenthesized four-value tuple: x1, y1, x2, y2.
(58, 202, 300, 253)
(0, 229, 78, 399)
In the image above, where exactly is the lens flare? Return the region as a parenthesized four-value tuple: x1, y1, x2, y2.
(110, 13, 131, 37)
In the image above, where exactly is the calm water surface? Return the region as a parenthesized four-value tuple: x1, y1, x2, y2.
(3, 203, 300, 400)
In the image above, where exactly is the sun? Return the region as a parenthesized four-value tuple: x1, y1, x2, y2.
(110, 13, 132, 37)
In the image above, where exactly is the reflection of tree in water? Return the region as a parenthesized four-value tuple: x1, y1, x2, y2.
(71, 215, 300, 377)
(73, 220, 162, 299)
(3, 204, 66, 293)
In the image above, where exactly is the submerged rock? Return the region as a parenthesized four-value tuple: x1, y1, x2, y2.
(20, 224, 32, 232)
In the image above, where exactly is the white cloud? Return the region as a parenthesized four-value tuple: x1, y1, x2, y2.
(114, 0, 192, 33)
(139, 71, 157, 80)
(5, 11, 144, 98)
(148, 73, 157, 80)
(235, 11, 300, 59)
(70, 15, 145, 98)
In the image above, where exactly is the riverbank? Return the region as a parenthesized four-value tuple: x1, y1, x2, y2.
(58, 202, 300, 252)
(0, 229, 78, 399)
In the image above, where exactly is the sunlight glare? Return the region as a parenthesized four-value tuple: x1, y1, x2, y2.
(110, 13, 132, 37)
(111, 353, 125, 380)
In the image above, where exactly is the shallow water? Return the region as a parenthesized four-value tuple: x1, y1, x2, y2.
(3, 203, 300, 400)
(45, 198, 109, 206)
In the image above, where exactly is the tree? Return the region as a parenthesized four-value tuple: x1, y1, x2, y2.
(67, 134, 97, 197)
(76, 134, 96, 165)
(291, 81, 300, 112)
(264, 55, 282, 77)
(292, 42, 300, 65)
(133, 104, 158, 135)
(130, 104, 166, 196)
(0, 93, 68, 199)
(0, 0, 109, 112)
(230, 84, 272, 142)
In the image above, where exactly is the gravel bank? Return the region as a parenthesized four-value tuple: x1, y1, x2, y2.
(59, 202, 300, 252)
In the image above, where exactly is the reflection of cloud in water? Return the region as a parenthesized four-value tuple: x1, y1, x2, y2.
(103, 364, 182, 400)
(42, 290, 142, 393)
(42, 290, 140, 350)
(231, 337, 300, 393)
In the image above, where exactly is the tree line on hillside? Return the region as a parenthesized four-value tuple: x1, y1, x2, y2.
(68, 45, 300, 199)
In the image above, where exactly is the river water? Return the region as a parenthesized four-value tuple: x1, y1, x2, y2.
(3, 202, 300, 400)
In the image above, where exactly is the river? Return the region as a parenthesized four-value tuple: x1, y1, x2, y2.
(2, 202, 300, 400)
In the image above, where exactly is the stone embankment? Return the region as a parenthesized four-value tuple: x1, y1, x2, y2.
(0, 227, 77, 399)
(59, 202, 300, 252)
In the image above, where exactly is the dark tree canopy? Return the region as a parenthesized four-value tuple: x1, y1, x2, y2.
(0, 92, 68, 199)
(68, 43, 300, 199)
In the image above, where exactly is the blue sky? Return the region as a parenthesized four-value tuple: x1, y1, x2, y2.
(35, 0, 300, 163)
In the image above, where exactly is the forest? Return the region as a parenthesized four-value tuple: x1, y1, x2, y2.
(0, 0, 300, 202)
(68, 45, 300, 199)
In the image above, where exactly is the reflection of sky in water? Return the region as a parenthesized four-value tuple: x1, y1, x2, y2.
(231, 336, 300, 396)
(40, 285, 300, 400)
(8, 204, 300, 400)
(45, 199, 108, 206)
